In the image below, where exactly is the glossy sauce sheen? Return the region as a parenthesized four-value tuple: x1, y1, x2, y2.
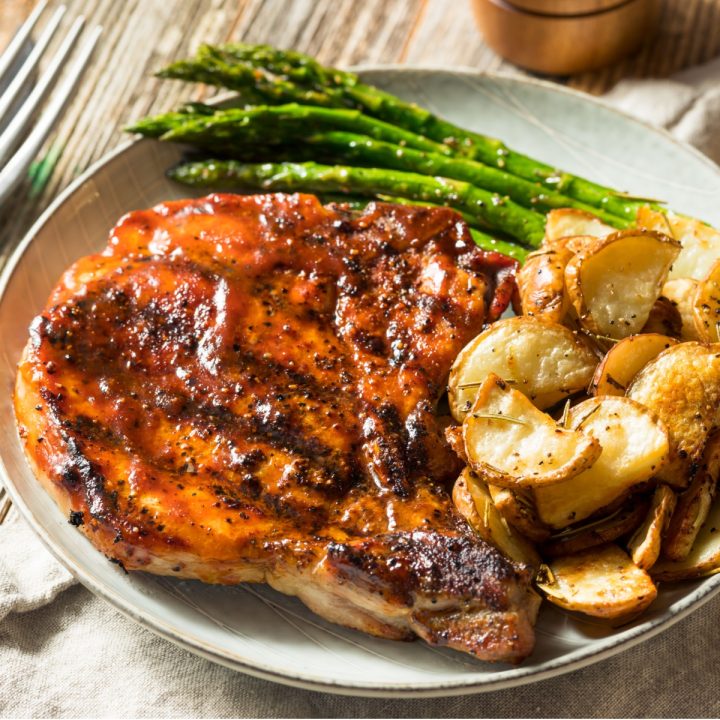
(15, 193, 538, 662)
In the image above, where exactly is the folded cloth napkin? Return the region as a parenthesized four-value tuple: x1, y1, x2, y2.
(0, 511, 73, 623)
(3, 59, 720, 718)
(603, 56, 720, 165)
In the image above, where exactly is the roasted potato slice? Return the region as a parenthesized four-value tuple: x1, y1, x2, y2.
(564, 230, 681, 340)
(533, 396, 670, 528)
(542, 501, 648, 558)
(651, 495, 720, 581)
(627, 342, 720, 488)
(448, 317, 598, 420)
(627, 485, 676, 570)
(663, 434, 720, 561)
(637, 206, 720, 281)
(537, 544, 657, 619)
(444, 425, 467, 462)
(544, 208, 615, 246)
(589, 333, 678, 397)
(693, 259, 720, 342)
(517, 245, 574, 323)
(453, 469, 541, 568)
(463, 373, 601, 489)
(641, 297, 682, 337)
(488, 484, 551, 543)
(662, 278, 702, 341)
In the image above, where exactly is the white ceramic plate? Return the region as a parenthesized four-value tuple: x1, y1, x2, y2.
(2, 69, 720, 697)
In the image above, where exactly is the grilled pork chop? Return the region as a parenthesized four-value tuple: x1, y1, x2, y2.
(15, 193, 539, 662)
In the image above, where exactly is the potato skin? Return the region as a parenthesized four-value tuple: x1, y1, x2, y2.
(693, 259, 720, 342)
(453, 469, 541, 568)
(538, 544, 657, 619)
(518, 246, 574, 323)
(628, 485, 677, 571)
(641, 297, 682, 338)
(565, 230, 681, 340)
(627, 342, 720, 488)
(662, 278, 702, 341)
(589, 333, 678, 398)
(542, 501, 648, 558)
(663, 434, 720, 561)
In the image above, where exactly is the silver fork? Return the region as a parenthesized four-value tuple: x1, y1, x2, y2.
(0, 4, 101, 523)
(0, 0, 102, 208)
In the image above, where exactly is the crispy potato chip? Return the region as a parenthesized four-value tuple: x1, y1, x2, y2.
(651, 495, 720, 581)
(663, 434, 720, 561)
(637, 206, 720, 281)
(517, 246, 574, 323)
(565, 230, 681, 340)
(542, 501, 648, 558)
(641, 297, 682, 337)
(463, 373, 601, 489)
(590, 333, 678, 397)
(662, 278, 702, 341)
(627, 485, 677, 570)
(448, 317, 598, 420)
(453, 469, 541, 568)
(693, 259, 720, 342)
(533, 396, 670, 528)
(537, 544, 657, 619)
(627, 342, 720, 488)
(544, 209, 615, 246)
(488, 484, 551, 543)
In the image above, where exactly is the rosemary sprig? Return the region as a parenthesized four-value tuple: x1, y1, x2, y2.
(548, 505, 624, 540)
(471, 413, 529, 426)
(574, 403, 601, 429)
(458, 378, 518, 390)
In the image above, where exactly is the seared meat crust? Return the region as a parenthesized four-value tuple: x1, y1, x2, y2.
(14, 193, 537, 662)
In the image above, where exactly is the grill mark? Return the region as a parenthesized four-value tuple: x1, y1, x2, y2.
(39, 389, 114, 523)
(173, 395, 363, 495)
(327, 531, 523, 607)
(367, 403, 412, 497)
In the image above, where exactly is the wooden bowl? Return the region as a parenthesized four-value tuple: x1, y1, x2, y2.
(470, 0, 661, 75)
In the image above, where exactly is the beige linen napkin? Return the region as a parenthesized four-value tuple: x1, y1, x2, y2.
(603, 57, 720, 165)
(2, 59, 720, 717)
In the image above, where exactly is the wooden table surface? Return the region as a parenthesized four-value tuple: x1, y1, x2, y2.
(1, 0, 719, 246)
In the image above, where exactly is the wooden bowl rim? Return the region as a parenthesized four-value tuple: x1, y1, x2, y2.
(502, 0, 643, 17)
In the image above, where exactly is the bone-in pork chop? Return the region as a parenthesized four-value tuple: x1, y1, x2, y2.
(14, 193, 539, 662)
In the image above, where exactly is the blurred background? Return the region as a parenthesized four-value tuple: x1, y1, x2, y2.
(1, 0, 719, 245)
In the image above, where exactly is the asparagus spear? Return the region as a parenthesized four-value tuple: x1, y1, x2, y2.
(157, 44, 653, 221)
(306, 131, 628, 226)
(167, 160, 546, 246)
(127, 103, 454, 156)
(127, 105, 627, 226)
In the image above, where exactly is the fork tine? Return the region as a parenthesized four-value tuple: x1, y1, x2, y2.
(0, 15, 85, 167)
(0, 0, 49, 84)
(0, 6, 67, 123)
(0, 25, 101, 207)
(0, 485, 10, 525)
